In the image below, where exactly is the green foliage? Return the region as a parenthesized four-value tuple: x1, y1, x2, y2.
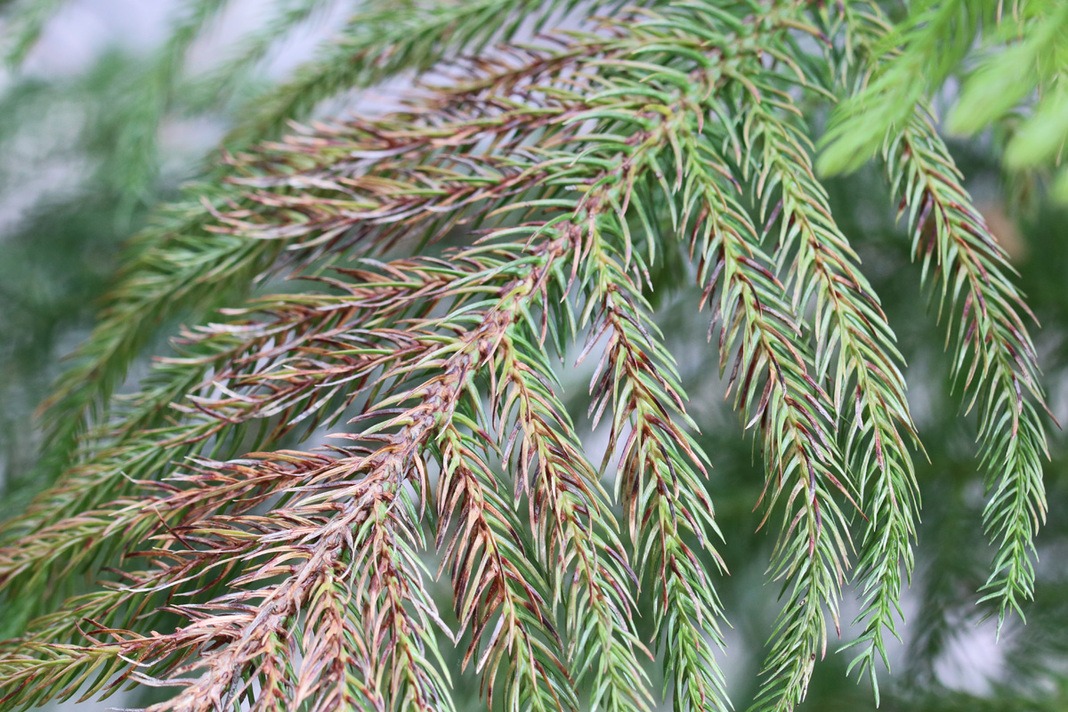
(820, 0, 1068, 199)
(0, 1, 1062, 711)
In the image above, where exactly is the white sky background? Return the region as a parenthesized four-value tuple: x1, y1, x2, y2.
(0, 0, 358, 232)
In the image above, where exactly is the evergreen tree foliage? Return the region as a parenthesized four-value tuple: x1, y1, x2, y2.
(0, 1, 1064, 710)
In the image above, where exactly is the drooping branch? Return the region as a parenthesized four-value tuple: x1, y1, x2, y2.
(686, 132, 853, 712)
(887, 109, 1049, 624)
(734, 70, 920, 689)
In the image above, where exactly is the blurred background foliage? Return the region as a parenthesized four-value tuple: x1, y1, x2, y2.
(0, 1, 1066, 710)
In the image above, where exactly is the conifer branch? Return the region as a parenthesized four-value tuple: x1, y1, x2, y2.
(735, 73, 920, 695)
(683, 128, 853, 711)
(436, 419, 576, 711)
(0, 2, 1059, 710)
(25, 80, 583, 521)
(224, 0, 618, 149)
(496, 325, 654, 711)
(886, 109, 1050, 625)
(1, 229, 579, 709)
(818, 0, 999, 175)
(584, 229, 732, 710)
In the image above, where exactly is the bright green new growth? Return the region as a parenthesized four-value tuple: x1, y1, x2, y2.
(0, 1, 1055, 711)
(819, 0, 1068, 199)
